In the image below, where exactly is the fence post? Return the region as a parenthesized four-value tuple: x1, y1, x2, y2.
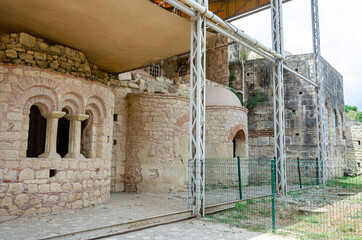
(271, 157, 276, 231)
(237, 156, 242, 200)
(297, 157, 302, 189)
(315, 157, 319, 186)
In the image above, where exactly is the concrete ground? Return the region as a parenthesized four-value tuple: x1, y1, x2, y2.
(103, 220, 298, 240)
(0, 192, 189, 240)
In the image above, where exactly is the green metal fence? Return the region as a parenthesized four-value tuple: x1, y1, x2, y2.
(203, 157, 362, 239)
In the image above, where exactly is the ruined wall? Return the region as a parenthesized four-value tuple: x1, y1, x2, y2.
(0, 64, 114, 216)
(345, 120, 362, 175)
(0, 33, 108, 84)
(240, 54, 345, 179)
(124, 93, 189, 193)
(206, 36, 229, 86)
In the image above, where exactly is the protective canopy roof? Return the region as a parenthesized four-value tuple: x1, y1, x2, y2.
(0, 0, 196, 72)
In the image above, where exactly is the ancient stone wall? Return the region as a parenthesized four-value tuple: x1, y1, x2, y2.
(124, 93, 189, 193)
(206, 36, 229, 86)
(0, 64, 114, 216)
(0, 33, 108, 84)
(239, 54, 346, 179)
(345, 120, 362, 175)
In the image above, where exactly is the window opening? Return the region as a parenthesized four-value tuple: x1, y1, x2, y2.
(150, 64, 160, 77)
(27, 105, 47, 157)
(57, 108, 70, 158)
(178, 65, 187, 77)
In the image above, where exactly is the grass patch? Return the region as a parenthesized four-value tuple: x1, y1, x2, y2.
(326, 175, 362, 190)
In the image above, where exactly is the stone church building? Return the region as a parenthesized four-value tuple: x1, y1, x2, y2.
(0, 27, 358, 217)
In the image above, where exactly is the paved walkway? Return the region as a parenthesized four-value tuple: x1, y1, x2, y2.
(103, 220, 298, 240)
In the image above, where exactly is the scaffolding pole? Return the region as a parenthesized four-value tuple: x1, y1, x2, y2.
(311, 0, 326, 186)
(189, 0, 207, 217)
(271, 0, 286, 195)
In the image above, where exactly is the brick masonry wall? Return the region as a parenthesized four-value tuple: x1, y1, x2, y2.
(206, 36, 229, 86)
(124, 93, 190, 193)
(0, 33, 108, 84)
(0, 64, 114, 216)
(206, 106, 249, 186)
(0, 158, 109, 216)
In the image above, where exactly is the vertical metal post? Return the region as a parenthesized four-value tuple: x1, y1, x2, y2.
(189, 0, 207, 217)
(241, 60, 245, 104)
(311, 0, 326, 186)
(297, 157, 302, 189)
(271, 157, 276, 231)
(237, 156, 242, 200)
(271, 0, 286, 195)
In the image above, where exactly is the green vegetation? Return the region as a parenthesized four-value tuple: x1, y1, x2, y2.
(345, 105, 362, 122)
(326, 175, 362, 190)
(246, 89, 268, 110)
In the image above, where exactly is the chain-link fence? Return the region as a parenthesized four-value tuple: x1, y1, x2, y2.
(203, 157, 361, 239)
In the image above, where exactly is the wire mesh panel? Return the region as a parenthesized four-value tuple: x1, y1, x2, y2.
(204, 157, 275, 230)
(203, 157, 361, 239)
(276, 159, 361, 239)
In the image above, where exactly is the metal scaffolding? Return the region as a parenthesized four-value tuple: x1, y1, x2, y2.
(164, 0, 324, 215)
(271, 0, 286, 194)
(311, 0, 326, 186)
(188, 0, 207, 217)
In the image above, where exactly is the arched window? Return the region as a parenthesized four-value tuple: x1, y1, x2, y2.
(81, 111, 92, 158)
(56, 108, 70, 157)
(233, 130, 247, 158)
(27, 105, 47, 157)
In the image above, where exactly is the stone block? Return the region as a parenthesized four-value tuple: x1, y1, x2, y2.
(50, 183, 62, 192)
(5, 49, 17, 59)
(28, 184, 37, 193)
(118, 72, 132, 81)
(19, 169, 34, 180)
(15, 194, 29, 207)
(19, 33, 36, 47)
(8, 183, 24, 193)
(38, 184, 50, 193)
(0, 84, 11, 92)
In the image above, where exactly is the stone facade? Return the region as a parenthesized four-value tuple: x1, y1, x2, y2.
(0, 33, 108, 84)
(0, 64, 114, 216)
(345, 120, 362, 175)
(124, 93, 189, 193)
(241, 54, 346, 178)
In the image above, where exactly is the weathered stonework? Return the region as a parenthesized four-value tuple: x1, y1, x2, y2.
(0, 64, 114, 216)
(124, 93, 189, 193)
(345, 120, 362, 175)
(0, 33, 108, 84)
(241, 54, 345, 178)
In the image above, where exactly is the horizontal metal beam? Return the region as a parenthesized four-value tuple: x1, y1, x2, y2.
(284, 65, 318, 87)
(163, 0, 318, 88)
(206, 21, 276, 62)
(179, 0, 284, 60)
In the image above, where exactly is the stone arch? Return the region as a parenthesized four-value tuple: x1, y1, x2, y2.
(18, 86, 57, 114)
(81, 109, 96, 158)
(228, 123, 248, 142)
(59, 92, 84, 114)
(233, 129, 248, 158)
(85, 96, 107, 123)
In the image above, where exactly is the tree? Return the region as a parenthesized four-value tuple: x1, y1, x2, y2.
(356, 112, 362, 123)
(345, 105, 358, 113)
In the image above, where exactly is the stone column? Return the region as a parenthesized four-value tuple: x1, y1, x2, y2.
(65, 114, 89, 159)
(39, 111, 66, 159)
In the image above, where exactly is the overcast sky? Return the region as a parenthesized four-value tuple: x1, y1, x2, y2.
(232, 0, 362, 110)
